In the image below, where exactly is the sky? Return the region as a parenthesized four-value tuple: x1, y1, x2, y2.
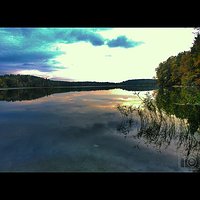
(0, 28, 195, 82)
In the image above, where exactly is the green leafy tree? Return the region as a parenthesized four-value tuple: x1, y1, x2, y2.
(156, 28, 200, 87)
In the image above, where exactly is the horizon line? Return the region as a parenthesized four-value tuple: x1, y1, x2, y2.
(0, 74, 157, 83)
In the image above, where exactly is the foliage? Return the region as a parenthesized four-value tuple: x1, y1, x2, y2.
(120, 79, 157, 87)
(156, 30, 200, 87)
(117, 90, 200, 170)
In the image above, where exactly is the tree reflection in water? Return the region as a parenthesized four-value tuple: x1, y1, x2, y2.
(117, 88, 200, 171)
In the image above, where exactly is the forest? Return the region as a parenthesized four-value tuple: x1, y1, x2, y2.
(0, 74, 118, 88)
(156, 29, 200, 87)
(0, 74, 157, 88)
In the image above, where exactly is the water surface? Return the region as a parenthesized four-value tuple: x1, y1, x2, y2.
(0, 87, 198, 172)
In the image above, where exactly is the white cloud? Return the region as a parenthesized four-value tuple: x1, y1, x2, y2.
(16, 69, 52, 79)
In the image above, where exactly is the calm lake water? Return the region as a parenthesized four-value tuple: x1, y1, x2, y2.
(0, 87, 199, 172)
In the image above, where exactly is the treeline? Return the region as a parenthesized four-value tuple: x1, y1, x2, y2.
(121, 79, 157, 86)
(0, 74, 116, 88)
(0, 74, 157, 88)
(0, 74, 55, 88)
(156, 30, 200, 87)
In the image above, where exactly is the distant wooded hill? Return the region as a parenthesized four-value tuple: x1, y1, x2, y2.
(120, 79, 157, 86)
(0, 74, 157, 88)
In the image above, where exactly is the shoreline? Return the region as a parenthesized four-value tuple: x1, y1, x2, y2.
(0, 85, 158, 91)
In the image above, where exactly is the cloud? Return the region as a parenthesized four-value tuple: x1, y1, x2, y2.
(107, 35, 144, 48)
(0, 28, 67, 74)
(0, 50, 62, 63)
(66, 29, 105, 46)
(0, 28, 106, 46)
(0, 46, 63, 73)
(0, 28, 144, 77)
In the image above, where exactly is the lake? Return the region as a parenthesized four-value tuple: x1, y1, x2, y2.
(0, 86, 199, 172)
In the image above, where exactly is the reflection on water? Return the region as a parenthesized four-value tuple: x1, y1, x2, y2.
(0, 85, 156, 102)
(0, 86, 199, 172)
(156, 87, 200, 134)
(117, 88, 200, 172)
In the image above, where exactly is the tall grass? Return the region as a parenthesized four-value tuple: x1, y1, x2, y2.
(117, 92, 200, 166)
